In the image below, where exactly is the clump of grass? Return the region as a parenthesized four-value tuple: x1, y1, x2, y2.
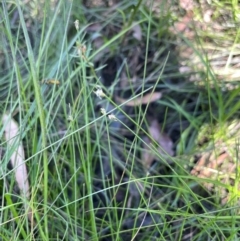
(1, 0, 240, 240)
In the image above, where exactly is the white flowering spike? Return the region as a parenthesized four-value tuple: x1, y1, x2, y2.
(108, 114, 118, 121)
(94, 87, 105, 99)
(100, 108, 107, 115)
(74, 20, 79, 30)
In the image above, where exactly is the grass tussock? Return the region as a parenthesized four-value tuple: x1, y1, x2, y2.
(1, 0, 240, 240)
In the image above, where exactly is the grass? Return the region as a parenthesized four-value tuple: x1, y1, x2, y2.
(1, 0, 240, 240)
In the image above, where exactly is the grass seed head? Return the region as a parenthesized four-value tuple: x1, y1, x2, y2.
(94, 86, 105, 99)
(108, 114, 118, 121)
(100, 108, 107, 115)
(74, 20, 79, 30)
